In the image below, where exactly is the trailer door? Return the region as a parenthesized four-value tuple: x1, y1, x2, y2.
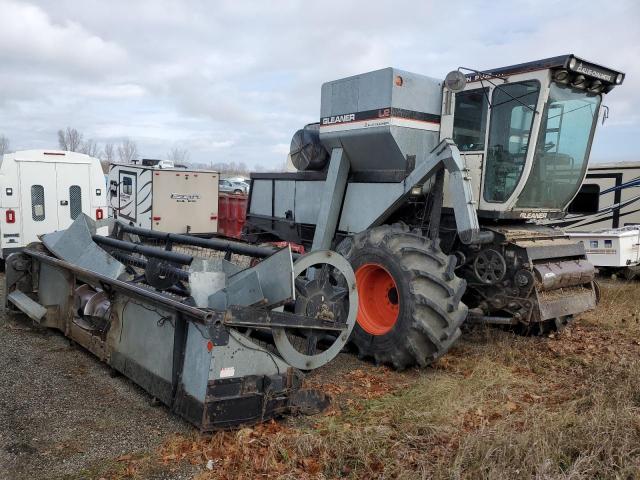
(18, 161, 59, 244)
(118, 170, 137, 223)
(55, 163, 90, 229)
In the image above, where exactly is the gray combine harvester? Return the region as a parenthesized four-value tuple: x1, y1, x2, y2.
(246, 55, 625, 369)
(5, 216, 357, 430)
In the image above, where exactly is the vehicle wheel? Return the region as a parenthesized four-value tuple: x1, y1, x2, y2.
(233, 189, 243, 195)
(624, 268, 638, 281)
(336, 224, 468, 369)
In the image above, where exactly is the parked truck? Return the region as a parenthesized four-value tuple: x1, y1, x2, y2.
(245, 55, 625, 368)
(0, 149, 107, 258)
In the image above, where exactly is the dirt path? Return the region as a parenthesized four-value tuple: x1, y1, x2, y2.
(0, 285, 195, 479)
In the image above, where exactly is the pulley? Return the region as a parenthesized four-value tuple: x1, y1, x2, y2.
(473, 249, 507, 284)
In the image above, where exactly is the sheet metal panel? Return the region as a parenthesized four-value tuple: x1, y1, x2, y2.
(249, 180, 273, 216)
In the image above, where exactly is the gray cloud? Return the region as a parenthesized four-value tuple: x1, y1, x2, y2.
(0, 0, 638, 167)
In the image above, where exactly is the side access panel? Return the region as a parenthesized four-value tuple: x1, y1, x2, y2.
(248, 176, 405, 237)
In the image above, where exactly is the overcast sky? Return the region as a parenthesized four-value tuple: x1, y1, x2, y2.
(0, 0, 638, 168)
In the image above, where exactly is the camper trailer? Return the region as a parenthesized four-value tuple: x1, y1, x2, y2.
(558, 162, 640, 231)
(566, 226, 640, 276)
(0, 149, 107, 258)
(108, 164, 219, 234)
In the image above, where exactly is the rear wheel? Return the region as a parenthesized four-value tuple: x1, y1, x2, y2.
(336, 224, 468, 369)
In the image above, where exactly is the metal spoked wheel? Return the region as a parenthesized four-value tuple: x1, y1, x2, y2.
(272, 250, 358, 370)
(473, 249, 507, 284)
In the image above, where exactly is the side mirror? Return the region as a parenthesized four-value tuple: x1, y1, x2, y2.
(445, 70, 467, 92)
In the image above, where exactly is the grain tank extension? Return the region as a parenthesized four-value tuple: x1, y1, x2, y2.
(246, 55, 625, 368)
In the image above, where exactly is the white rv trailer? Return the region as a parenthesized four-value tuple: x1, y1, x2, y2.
(108, 164, 219, 234)
(557, 161, 640, 231)
(0, 149, 107, 258)
(567, 226, 640, 272)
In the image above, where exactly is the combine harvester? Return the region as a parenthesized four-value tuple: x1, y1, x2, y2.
(4, 54, 625, 430)
(245, 55, 625, 367)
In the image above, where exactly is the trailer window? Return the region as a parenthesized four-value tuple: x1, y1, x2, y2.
(453, 88, 489, 151)
(123, 177, 132, 195)
(568, 184, 599, 214)
(31, 185, 45, 221)
(69, 185, 82, 220)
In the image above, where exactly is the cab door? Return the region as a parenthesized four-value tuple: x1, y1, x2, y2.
(55, 163, 90, 229)
(17, 161, 59, 243)
(442, 87, 489, 208)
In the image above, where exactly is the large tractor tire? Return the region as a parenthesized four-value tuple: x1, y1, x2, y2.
(336, 224, 467, 369)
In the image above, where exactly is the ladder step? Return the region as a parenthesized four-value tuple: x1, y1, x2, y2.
(7, 290, 47, 323)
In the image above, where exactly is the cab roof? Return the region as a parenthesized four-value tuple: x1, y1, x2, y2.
(466, 54, 624, 88)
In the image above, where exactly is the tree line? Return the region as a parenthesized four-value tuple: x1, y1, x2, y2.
(57, 127, 140, 163)
(55, 127, 193, 171)
(0, 128, 287, 175)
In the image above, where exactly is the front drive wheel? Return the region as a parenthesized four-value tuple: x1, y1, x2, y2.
(337, 225, 467, 369)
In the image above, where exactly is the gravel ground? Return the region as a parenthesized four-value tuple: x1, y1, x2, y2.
(0, 275, 197, 480)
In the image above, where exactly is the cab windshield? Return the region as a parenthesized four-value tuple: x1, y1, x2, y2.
(516, 84, 601, 209)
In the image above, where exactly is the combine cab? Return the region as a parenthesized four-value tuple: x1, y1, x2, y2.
(246, 55, 624, 368)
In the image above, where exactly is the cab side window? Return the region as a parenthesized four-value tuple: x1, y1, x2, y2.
(453, 88, 489, 152)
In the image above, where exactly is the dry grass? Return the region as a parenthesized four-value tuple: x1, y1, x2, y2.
(104, 280, 640, 479)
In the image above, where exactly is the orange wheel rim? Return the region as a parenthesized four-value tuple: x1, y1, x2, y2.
(355, 263, 399, 335)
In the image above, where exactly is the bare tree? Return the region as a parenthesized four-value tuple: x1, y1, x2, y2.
(80, 139, 101, 158)
(103, 143, 115, 163)
(57, 127, 84, 152)
(167, 146, 190, 164)
(207, 161, 249, 175)
(0, 135, 10, 156)
(117, 138, 138, 163)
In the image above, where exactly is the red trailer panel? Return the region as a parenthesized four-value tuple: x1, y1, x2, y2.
(217, 193, 247, 239)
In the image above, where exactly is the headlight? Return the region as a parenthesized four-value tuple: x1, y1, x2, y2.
(587, 80, 603, 93)
(571, 74, 586, 89)
(569, 57, 577, 70)
(553, 69, 570, 84)
(616, 73, 624, 85)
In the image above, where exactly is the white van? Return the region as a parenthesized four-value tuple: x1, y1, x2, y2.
(0, 150, 107, 258)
